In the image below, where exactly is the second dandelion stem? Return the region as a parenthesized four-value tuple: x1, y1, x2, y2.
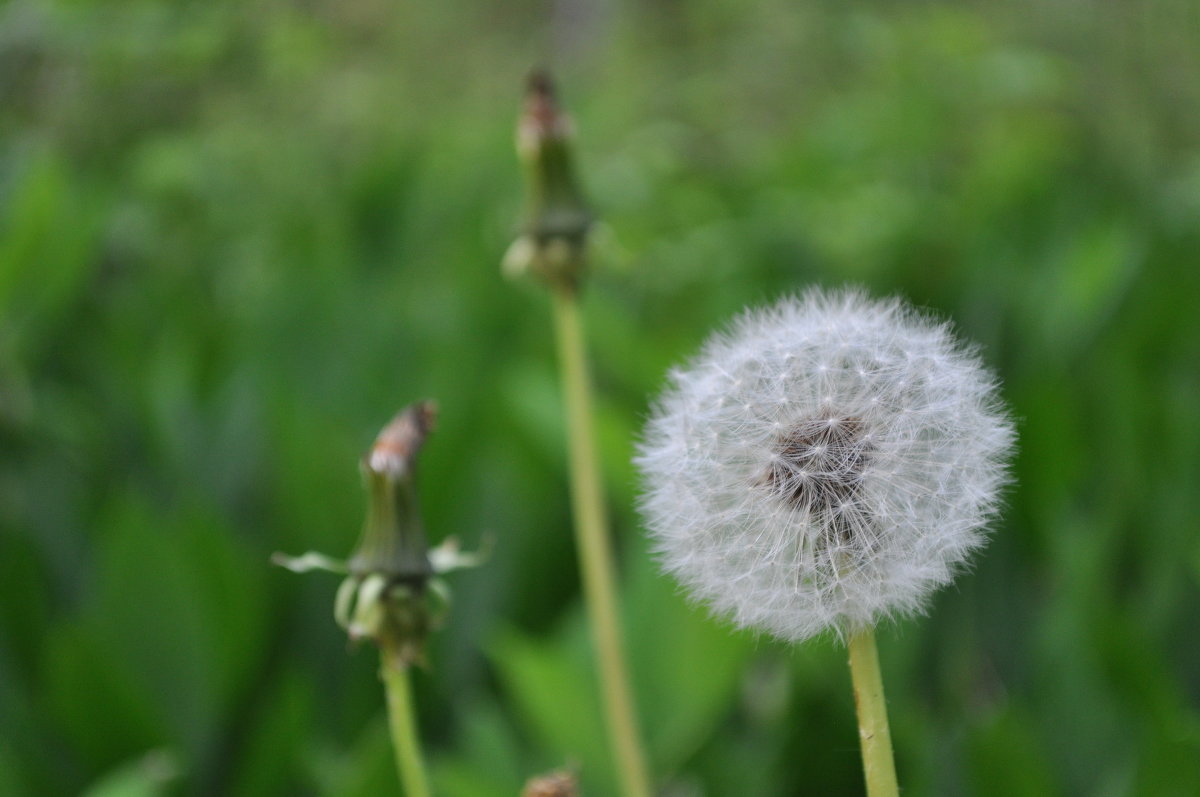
(847, 627, 899, 797)
(552, 288, 652, 797)
(380, 635, 432, 797)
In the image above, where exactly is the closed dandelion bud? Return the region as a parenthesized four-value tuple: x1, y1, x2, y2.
(503, 69, 593, 292)
(337, 402, 439, 661)
(351, 401, 438, 584)
(273, 401, 486, 666)
(636, 288, 1016, 643)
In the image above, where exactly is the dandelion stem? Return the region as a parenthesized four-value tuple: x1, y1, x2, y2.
(380, 635, 432, 797)
(847, 626, 899, 797)
(551, 287, 653, 797)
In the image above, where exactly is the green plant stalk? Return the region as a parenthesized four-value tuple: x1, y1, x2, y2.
(847, 627, 900, 797)
(551, 288, 652, 797)
(380, 636, 432, 797)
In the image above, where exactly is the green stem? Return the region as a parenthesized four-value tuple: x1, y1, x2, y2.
(380, 639, 432, 797)
(847, 627, 899, 797)
(551, 288, 653, 797)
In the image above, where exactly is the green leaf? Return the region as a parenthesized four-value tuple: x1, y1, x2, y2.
(0, 153, 99, 354)
(491, 625, 611, 793)
(43, 624, 167, 776)
(431, 702, 525, 797)
(624, 542, 756, 771)
(63, 493, 268, 764)
(966, 707, 1061, 797)
(228, 669, 316, 797)
(80, 751, 179, 797)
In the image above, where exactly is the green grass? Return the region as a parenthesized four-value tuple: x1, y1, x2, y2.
(2, 0, 1198, 794)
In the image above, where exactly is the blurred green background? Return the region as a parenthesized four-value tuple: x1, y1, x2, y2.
(3, 0, 1199, 795)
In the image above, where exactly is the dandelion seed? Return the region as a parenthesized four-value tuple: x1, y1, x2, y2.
(636, 287, 1015, 643)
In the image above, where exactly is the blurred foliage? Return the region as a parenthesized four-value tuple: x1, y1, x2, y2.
(2, 0, 1199, 795)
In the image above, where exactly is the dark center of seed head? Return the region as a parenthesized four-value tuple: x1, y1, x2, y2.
(764, 414, 871, 518)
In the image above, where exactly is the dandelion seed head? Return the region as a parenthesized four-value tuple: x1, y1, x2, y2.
(636, 287, 1015, 642)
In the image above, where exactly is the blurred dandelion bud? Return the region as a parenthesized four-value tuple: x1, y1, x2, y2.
(636, 288, 1015, 643)
(521, 768, 581, 797)
(503, 68, 593, 292)
(273, 401, 485, 666)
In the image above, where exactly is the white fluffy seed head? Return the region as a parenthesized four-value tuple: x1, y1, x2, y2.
(636, 287, 1016, 643)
